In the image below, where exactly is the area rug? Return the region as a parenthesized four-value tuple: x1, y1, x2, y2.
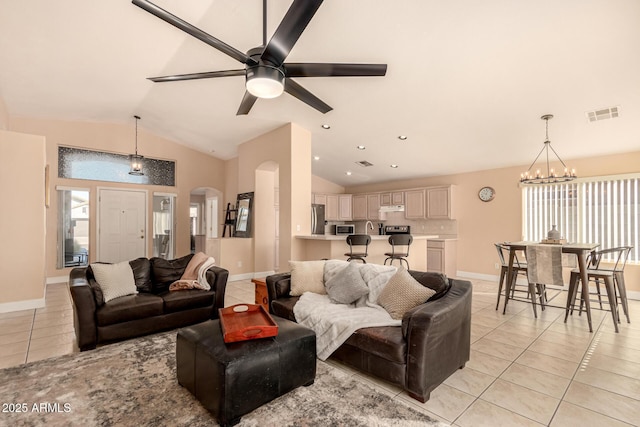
(0, 331, 447, 427)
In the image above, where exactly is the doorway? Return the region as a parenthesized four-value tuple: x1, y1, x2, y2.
(152, 193, 176, 259)
(98, 188, 147, 263)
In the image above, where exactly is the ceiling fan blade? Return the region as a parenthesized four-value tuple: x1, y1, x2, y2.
(149, 69, 245, 83)
(284, 63, 387, 77)
(284, 78, 332, 114)
(261, 0, 323, 67)
(132, 0, 257, 66)
(236, 91, 258, 115)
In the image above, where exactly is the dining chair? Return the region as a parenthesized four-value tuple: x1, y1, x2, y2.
(494, 243, 530, 311)
(344, 234, 371, 263)
(565, 246, 631, 332)
(384, 234, 413, 269)
(525, 244, 563, 318)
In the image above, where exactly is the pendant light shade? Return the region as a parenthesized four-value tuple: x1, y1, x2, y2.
(129, 115, 144, 176)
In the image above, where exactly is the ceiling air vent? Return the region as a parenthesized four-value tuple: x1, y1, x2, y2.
(586, 106, 620, 122)
(356, 160, 374, 167)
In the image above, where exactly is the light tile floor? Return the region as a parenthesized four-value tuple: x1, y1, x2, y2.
(1, 277, 639, 426)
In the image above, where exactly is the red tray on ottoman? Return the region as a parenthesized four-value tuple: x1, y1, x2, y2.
(219, 304, 278, 343)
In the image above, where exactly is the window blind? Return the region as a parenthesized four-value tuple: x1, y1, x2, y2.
(523, 176, 639, 262)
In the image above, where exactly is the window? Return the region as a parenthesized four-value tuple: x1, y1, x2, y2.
(57, 188, 90, 268)
(523, 175, 639, 262)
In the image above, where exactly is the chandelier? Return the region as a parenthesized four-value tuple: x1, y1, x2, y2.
(129, 115, 144, 176)
(520, 114, 576, 184)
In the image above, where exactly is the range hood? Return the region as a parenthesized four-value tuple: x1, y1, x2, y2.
(378, 205, 405, 213)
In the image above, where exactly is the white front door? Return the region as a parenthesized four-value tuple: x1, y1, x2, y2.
(98, 188, 147, 263)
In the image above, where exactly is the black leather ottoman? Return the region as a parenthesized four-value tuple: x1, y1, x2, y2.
(176, 316, 316, 426)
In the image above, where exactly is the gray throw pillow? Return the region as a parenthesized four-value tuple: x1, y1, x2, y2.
(325, 262, 369, 305)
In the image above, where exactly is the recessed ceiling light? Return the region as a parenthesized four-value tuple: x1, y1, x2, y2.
(313, 155, 320, 160)
(398, 135, 407, 140)
(390, 164, 398, 168)
(321, 124, 331, 129)
(345, 171, 352, 176)
(356, 145, 365, 150)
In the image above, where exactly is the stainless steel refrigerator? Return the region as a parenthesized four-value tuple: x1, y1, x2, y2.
(311, 204, 325, 235)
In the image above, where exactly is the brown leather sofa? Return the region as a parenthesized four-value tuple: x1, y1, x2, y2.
(70, 254, 229, 351)
(266, 269, 472, 403)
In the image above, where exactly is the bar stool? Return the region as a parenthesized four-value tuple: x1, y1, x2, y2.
(565, 246, 632, 332)
(384, 234, 412, 269)
(494, 243, 529, 311)
(344, 234, 371, 263)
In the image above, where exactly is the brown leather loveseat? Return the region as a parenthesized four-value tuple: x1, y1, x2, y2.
(266, 269, 472, 403)
(70, 254, 228, 351)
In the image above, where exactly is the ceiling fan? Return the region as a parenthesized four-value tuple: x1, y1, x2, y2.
(132, 0, 387, 115)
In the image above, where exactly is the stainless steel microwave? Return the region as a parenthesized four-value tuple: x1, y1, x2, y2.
(335, 224, 355, 235)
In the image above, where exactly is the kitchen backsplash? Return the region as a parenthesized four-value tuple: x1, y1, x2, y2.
(348, 212, 457, 236)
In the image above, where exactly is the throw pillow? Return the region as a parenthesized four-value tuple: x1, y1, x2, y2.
(90, 261, 138, 303)
(325, 262, 369, 305)
(289, 260, 326, 296)
(377, 267, 436, 320)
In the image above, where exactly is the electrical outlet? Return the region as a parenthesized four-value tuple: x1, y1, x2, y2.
(296, 224, 301, 232)
(237, 261, 242, 268)
(494, 262, 500, 270)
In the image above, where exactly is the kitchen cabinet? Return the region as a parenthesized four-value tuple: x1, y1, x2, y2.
(366, 194, 381, 220)
(426, 186, 455, 219)
(427, 239, 457, 276)
(325, 194, 339, 220)
(380, 191, 404, 206)
(338, 194, 352, 220)
(313, 193, 327, 206)
(404, 189, 426, 219)
(352, 194, 368, 220)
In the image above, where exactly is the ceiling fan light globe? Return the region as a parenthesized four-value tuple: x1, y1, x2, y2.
(246, 66, 285, 99)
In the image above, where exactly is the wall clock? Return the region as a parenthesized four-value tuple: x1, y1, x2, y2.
(478, 186, 496, 202)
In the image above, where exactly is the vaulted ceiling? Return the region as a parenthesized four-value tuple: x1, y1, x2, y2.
(1, 0, 639, 186)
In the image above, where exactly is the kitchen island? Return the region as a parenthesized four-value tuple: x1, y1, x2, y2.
(296, 234, 438, 271)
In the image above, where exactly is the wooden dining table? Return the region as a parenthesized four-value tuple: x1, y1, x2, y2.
(501, 241, 600, 332)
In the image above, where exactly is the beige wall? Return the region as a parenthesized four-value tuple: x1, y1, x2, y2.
(236, 123, 312, 271)
(0, 97, 9, 130)
(8, 117, 226, 278)
(346, 150, 640, 293)
(0, 130, 46, 308)
(312, 174, 345, 194)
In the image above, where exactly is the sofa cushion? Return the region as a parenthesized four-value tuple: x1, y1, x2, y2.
(150, 254, 194, 294)
(325, 262, 368, 305)
(90, 261, 138, 303)
(344, 326, 406, 364)
(95, 293, 164, 326)
(289, 260, 326, 296)
(159, 289, 214, 313)
(378, 268, 436, 320)
(409, 271, 450, 301)
(129, 258, 153, 293)
(271, 296, 300, 321)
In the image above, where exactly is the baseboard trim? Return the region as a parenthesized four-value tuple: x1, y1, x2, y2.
(47, 276, 69, 285)
(228, 271, 276, 282)
(0, 298, 46, 313)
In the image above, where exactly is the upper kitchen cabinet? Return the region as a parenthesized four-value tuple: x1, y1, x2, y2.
(325, 194, 339, 221)
(352, 194, 368, 220)
(338, 194, 352, 221)
(366, 194, 381, 220)
(426, 186, 455, 219)
(380, 191, 404, 206)
(404, 189, 426, 219)
(313, 193, 327, 206)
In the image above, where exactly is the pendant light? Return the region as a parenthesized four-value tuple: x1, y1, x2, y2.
(129, 115, 144, 176)
(520, 114, 576, 184)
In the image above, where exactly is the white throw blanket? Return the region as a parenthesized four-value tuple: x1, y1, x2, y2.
(294, 262, 400, 360)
